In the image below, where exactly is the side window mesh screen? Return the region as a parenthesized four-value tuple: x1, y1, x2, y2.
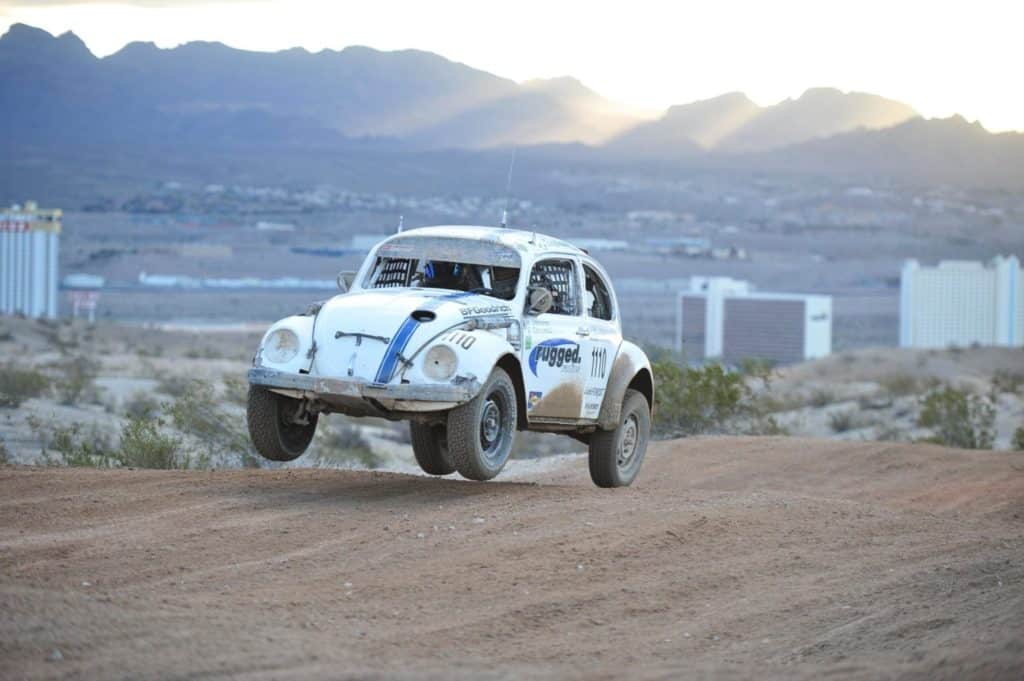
(530, 260, 577, 315)
(374, 258, 412, 288)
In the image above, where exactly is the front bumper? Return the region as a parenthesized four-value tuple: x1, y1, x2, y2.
(247, 367, 478, 404)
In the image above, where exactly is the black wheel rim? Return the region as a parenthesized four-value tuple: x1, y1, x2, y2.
(479, 389, 509, 465)
(617, 412, 640, 471)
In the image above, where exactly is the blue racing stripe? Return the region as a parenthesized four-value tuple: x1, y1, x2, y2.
(372, 290, 475, 384)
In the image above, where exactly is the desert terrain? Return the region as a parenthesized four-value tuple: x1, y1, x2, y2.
(2, 437, 1023, 680)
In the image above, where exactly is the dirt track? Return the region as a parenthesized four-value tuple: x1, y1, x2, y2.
(2, 437, 1023, 680)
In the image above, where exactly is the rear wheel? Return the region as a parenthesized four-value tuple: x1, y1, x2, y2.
(409, 422, 456, 475)
(588, 389, 650, 488)
(447, 368, 517, 481)
(247, 385, 318, 462)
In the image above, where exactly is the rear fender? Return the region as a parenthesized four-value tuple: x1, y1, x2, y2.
(596, 341, 653, 430)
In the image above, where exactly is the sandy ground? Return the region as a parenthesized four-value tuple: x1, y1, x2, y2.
(2, 437, 1022, 680)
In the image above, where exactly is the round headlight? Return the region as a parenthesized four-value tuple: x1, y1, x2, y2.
(423, 344, 458, 381)
(263, 328, 300, 364)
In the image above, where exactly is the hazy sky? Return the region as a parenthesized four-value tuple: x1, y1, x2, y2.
(1, 0, 1021, 131)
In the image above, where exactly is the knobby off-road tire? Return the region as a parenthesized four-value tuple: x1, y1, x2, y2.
(588, 388, 650, 488)
(247, 385, 318, 462)
(447, 368, 518, 481)
(409, 422, 456, 475)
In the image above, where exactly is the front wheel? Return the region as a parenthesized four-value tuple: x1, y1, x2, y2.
(588, 389, 650, 488)
(447, 368, 518, 481)
(247, 385, 318, 462)
(409, 422, 456, 475)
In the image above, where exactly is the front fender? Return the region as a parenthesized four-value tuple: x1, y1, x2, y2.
(397, 328, 517, 400)
(596, 340, 653, 430)
(253, 315, 314, 375)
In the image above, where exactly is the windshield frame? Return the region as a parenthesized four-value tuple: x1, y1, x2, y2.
(359, 235, 523, 297)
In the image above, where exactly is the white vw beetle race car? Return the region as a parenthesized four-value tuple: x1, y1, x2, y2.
(246, 226, 653, 487)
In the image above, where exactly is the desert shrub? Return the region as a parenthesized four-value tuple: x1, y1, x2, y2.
(156, 374, 192, 397)
(221, 374, 249, 406)
(828, 409, 857, 433)
(31, 418, 118, 467)
(917, 385, 995, 450)
(166, 379, 258, 467)
(0, 331, 14, 343)
(185, 347, 223, 360)
(806, 388, 836, 408)
(1013, 427, 1024, 451)
(652, 359, 783, 436)
(880, 373, 922, 397)
(0, 438, 9, 464)
(123, 391, 160, 420)
(992, 370, 1024, 396)
(31, 414, 187, 469)
(313, 421, 381, 468)
(875, 424, 904, 442)
(118, 417, 185, 469)
(54, 356, 100, 406)
(0, 365, 49, 408)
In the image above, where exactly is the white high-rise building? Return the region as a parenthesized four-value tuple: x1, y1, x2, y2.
(676, 277, 832, 365)
(899, 256, 1022, 348)
(0, 201, 61, 320)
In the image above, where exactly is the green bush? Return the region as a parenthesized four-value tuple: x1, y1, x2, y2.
(880, 373, 923, 397)
(118, 417, 185, 469)
(828, 409, 858, 433)
(0, 365, 49, 408)
(30, 415, 188, 469)
(31, 419, 118, 468)
(917, 385, 995, 450)
(123, 391, 160, 420)
(221, 374, 249, 407)
(0, 438, 9, 464)
(156, 374, 192, 397)
(652, 359, 783, 437)
(313, 421, 381, 468)
(166, 379, 258, 467)
(54, 356, 99, 406)
(806, 389, 836, 408)
(1012, 427, 1024, 451)
(992, 370, 1024, 396)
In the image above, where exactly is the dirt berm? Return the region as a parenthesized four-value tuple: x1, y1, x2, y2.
(2, 437, 1022, 680)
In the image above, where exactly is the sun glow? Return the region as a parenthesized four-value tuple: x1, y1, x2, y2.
(1, 0, 1022, 132)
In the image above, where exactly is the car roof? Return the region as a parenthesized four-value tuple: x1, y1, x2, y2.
(379, 225, 584, 259)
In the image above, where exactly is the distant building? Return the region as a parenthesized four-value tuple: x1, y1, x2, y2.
(0, 201, 60, 319)
(676, 277, 832, 365)
(899, 256, 1022, 348)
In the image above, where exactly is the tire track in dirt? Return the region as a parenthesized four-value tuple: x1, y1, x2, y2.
(1, 437, 1022, 680)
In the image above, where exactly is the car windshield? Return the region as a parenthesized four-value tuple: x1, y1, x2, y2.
(363, 237, 522, 300)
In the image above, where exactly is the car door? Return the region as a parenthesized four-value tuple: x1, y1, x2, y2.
(522, 257, 586, 420)
(578, 262, 621, 420)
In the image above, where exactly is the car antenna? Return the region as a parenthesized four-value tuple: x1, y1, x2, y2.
(499, 147, 516, 228)
(397, 214, 404, 233)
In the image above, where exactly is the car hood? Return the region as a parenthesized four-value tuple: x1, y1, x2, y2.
(311, 288, 514, 384)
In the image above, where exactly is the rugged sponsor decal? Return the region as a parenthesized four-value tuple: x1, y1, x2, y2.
(528, 339, 581, 376)
(584, 386, 606, 398)
(528, 391, 543, 410)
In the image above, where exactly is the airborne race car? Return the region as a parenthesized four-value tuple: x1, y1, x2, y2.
(246, 226, 653, 487)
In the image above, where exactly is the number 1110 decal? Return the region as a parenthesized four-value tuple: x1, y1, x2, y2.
(591, 347, 608, 378)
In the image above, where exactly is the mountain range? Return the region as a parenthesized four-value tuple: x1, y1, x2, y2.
(1, 22, 1022, 190)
